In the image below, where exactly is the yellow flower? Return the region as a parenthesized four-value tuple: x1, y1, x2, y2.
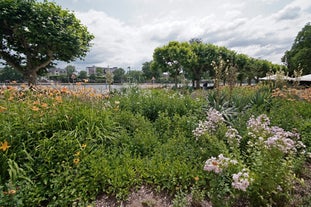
(73, 158, 80, 165)
(0, 140, 10, 151)
(75, 151, 80, 157)
(81, 144, 87, 149)
(194, 176, 199, 182)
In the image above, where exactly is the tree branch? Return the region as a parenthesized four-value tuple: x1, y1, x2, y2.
(0, 50, 23, 72)
(33, 50, 54, 72)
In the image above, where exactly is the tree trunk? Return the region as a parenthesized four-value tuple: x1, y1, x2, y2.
(194, 70, 201, 89)
(174, 75, 178, 88)
(25, 70, 38, 86)
(247, 78, 252, 85)
(195, 80, 200, 89)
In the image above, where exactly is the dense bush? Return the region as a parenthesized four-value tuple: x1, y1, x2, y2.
(0, 84, 310, 206)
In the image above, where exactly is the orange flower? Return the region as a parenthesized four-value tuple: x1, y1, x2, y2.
(0, 106, 7, 112)
(8, 189, 16, 195)
(0, 140, 10, 151)
(212, 161, 219, 166)
(32, 106, 40, 111)
(194, 176, 199, 181)
(20, 84, 27, 89)
(61, 87, 68, 93)
(55, 96, 62, 103)
(41, 103, 48, 108)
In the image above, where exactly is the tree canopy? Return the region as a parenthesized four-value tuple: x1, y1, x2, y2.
(112, 68, 125, 83)
(152, 40, 282, 88)
(152, 41, 195, 87)
(0, 0, 94, 85)
(282, 22, 311, 75)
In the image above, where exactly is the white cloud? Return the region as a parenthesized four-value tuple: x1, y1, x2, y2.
(53, 0, 311, 70)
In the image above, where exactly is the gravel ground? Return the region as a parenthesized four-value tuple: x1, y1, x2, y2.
(95, 185, 212, 207)
(95, 162, 311, 207)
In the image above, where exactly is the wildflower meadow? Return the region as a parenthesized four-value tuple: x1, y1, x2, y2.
(0, 84, 310, 206)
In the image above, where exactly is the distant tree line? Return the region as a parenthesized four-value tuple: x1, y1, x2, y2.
(141, 22, 311, 89)
(149, 39, 285, 89)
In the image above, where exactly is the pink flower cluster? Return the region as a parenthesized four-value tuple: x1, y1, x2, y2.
(192, 120, 211, 137)
(264, 127, 296, 153)
(193, 108, 224, 137)
(247, 114, 303, 153)
(232, 169, 251, 191)
(247, 114, 270, 135)
(225, 126, 242, 145)
(203, 154, 238, 174)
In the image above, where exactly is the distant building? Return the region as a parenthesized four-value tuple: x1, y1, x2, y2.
(48, 67, 67, 76)
(86, 66, 97, 76)
(86, 66, 118, 76)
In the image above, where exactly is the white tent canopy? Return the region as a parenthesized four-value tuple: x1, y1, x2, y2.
(300, 74, 311, 81)
(259, 75, 294, 81)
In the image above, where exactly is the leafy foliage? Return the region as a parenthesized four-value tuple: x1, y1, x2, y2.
(282, 22, 311, 75)
(0, 0, 94, 85)
(0, 85, 310, 206)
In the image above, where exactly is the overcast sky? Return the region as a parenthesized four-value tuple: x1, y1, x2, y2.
(51, 0, 311, 71)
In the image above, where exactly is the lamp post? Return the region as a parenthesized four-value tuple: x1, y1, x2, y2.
(128, 66, 131, 83)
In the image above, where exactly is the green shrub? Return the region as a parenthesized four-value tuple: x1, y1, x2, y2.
(0, 85, 310, 206)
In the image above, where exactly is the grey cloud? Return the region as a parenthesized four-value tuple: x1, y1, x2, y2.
(150, 30, 181, 43)
(305, 5, 311, 14)
(253, 45, 285, 57)
(275, 6, 301, 21)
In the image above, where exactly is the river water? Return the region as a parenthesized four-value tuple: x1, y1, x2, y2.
(1, 82, 170, 93)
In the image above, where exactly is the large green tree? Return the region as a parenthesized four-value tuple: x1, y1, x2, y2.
(0, 66, 24, 82)
(235, 53, 250, 85)
(113, 68, 125, 83)
(153, 41, 194, 88)
(186, 42, 217, 89)
(142, 61, 161, 81)
(0, 0, 94, 86)
(65, 65, 76, 83)
(78, 70, 87, 80)
(282, 22, 311, 75)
